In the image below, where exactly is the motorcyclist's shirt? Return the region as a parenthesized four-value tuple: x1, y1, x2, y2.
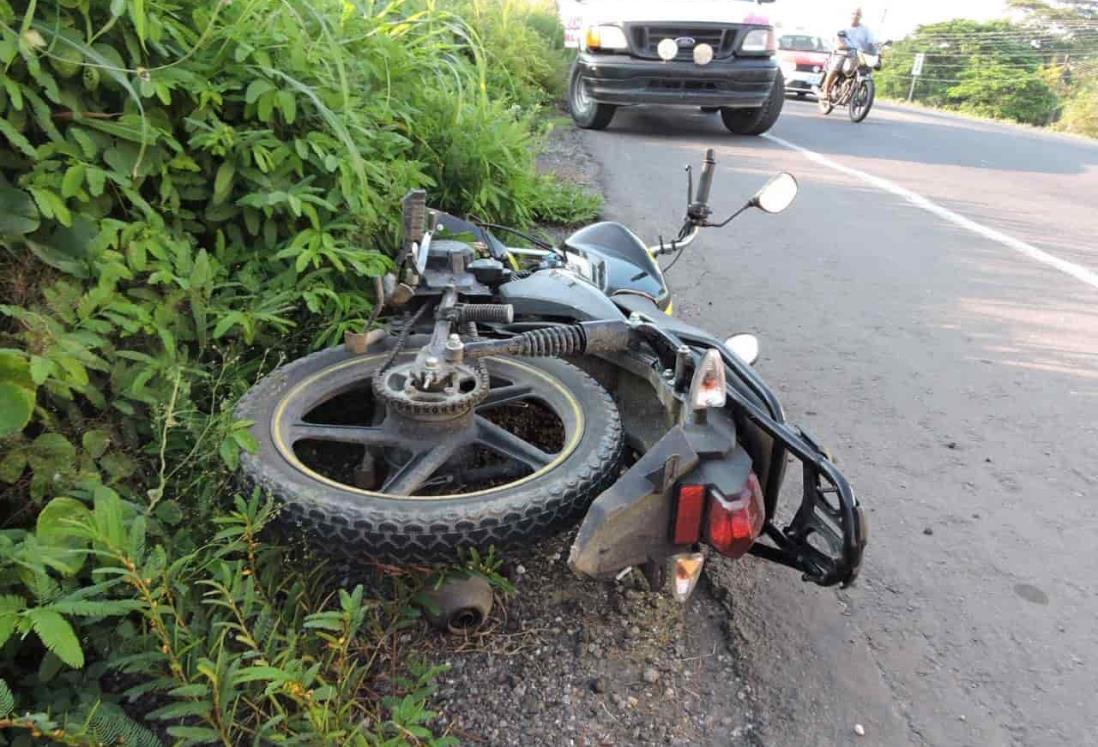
(837, 24, 875, 52)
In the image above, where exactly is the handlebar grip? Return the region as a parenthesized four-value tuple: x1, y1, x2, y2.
(695, 149, 716, 206)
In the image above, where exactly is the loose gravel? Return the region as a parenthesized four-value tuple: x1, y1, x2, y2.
(422, 534, 762, 746)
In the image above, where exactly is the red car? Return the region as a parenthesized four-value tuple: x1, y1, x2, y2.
(777, 33, 831, 98)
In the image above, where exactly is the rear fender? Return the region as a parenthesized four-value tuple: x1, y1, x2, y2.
(568, 416, 752, 585)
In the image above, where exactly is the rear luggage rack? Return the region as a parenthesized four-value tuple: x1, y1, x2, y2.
(652, 326, 866, 587)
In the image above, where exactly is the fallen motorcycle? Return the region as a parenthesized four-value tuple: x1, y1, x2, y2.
(237, 149, 866, 601)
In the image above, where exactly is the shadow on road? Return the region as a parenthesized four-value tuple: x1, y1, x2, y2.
(596, 100, 1098, 176)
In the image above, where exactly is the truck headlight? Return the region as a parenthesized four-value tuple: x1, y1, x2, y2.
(585, 25, 628, 52)
(740, 28, 776, 54)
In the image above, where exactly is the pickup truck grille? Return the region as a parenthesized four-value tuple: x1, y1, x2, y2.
(628, 23, 741, 61)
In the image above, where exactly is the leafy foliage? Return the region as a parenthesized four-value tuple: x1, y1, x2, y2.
(0, 0, 584, 742)
(1057, 72, 1098, 135)
(877, 20, 1062, 126)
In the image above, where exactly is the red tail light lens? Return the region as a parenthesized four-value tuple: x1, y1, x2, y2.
(705, 473, 765, 559)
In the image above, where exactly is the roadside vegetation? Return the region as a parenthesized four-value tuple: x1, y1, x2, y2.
(0, 0, 585, 743)
(877, 0, 1098, 136)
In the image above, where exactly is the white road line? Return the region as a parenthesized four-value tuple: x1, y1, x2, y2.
(762, 133, 1098, 292)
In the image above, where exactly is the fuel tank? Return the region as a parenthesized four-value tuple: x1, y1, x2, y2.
(565, 222, 671, 310)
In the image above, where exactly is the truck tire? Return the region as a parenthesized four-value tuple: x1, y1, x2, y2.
(569, 65, 616, 130)
(237, 347, 624, 563)
(720, 72, 785, 136)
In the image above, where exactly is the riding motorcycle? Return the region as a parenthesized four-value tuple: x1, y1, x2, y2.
(819, 32, 885, 123)
(237, 150, 866, 603)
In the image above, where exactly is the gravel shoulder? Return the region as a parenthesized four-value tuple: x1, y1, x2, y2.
(426, 535, 762, 747)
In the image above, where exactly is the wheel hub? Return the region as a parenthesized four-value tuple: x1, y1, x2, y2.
(373, 358, 489, 420)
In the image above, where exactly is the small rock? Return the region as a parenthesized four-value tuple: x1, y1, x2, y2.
(591, 677, 608, 694)
(626, 696, 639, 708)
(923, 527, 934, 535)
(946, 441, 957, 449)
(854, 723, 866, 737)
(516, 564, 527, 575)
(643, 667, 660, 684)
(958, 714, 966, 722)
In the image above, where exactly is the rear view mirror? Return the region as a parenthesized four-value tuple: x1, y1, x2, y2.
(751, 173, 798, 214)
(725, 334, 760, 366)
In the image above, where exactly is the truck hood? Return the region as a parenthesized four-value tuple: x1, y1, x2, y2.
(575, 1, 772, 26)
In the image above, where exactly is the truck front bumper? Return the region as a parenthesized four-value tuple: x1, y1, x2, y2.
(576, 53, 778, 109)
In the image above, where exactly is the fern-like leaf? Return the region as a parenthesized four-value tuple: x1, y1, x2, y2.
(47, 599, 142, 617)
(26, 608, 84, 668)
(87, 702, 163, 747)
(0, 594, 23, 649)
(0, 677, 14, 717)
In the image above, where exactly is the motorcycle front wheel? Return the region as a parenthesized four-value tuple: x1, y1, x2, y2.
(237, 347, 623, 562)
(850, 78, 875, 123)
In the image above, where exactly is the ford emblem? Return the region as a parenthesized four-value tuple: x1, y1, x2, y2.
(675, 36, 697, 48)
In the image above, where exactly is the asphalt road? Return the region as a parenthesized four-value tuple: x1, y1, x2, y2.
(579, 99, 1098, 747)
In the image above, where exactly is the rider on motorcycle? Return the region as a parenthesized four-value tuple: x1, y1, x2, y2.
(819, 7, 877, 102)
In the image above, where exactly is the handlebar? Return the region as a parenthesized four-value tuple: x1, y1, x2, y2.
(695, 148, 716, 207)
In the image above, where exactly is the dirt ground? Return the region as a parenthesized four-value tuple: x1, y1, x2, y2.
(425, 535, 763, 747)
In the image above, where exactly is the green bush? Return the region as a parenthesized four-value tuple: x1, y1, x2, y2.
(878, 19, 1062, 126)
(946, 56, 1061, 125)
(453, 0, 570, 109)
(0, 0, 586, 742)
(1058, 74, 1098, 137)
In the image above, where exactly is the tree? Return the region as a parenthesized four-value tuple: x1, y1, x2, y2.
(1009, 0, 1098, 22)
(876, 20, 1056, 109)
(1010, 0, 1098, 135)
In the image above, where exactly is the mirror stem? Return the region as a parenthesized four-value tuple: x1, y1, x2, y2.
(705, 203, 751, 229)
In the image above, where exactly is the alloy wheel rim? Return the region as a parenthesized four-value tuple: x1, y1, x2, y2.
(270, 355, 585, 500)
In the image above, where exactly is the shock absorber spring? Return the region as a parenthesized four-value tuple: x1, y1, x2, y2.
(461, 320, 630, 360)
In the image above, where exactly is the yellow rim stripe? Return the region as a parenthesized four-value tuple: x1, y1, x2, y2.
(271, 355, 584, 501)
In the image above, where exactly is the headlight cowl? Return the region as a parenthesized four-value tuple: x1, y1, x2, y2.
(740, 28, 776, 55)
(585, 25, 629, 52)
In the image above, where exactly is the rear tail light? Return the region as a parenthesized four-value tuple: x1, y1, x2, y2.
(705, 473, 765, 559)
(673, 473, 766, 560)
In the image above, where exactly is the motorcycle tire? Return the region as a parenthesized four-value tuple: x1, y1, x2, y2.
(236, 347, 624, 563)
(569, 64, 616, 130)
(720, 71, 785, 136)
(850, 78, 875, 123)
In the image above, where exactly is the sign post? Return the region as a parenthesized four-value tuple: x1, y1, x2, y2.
(908, 53, 926, 102)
